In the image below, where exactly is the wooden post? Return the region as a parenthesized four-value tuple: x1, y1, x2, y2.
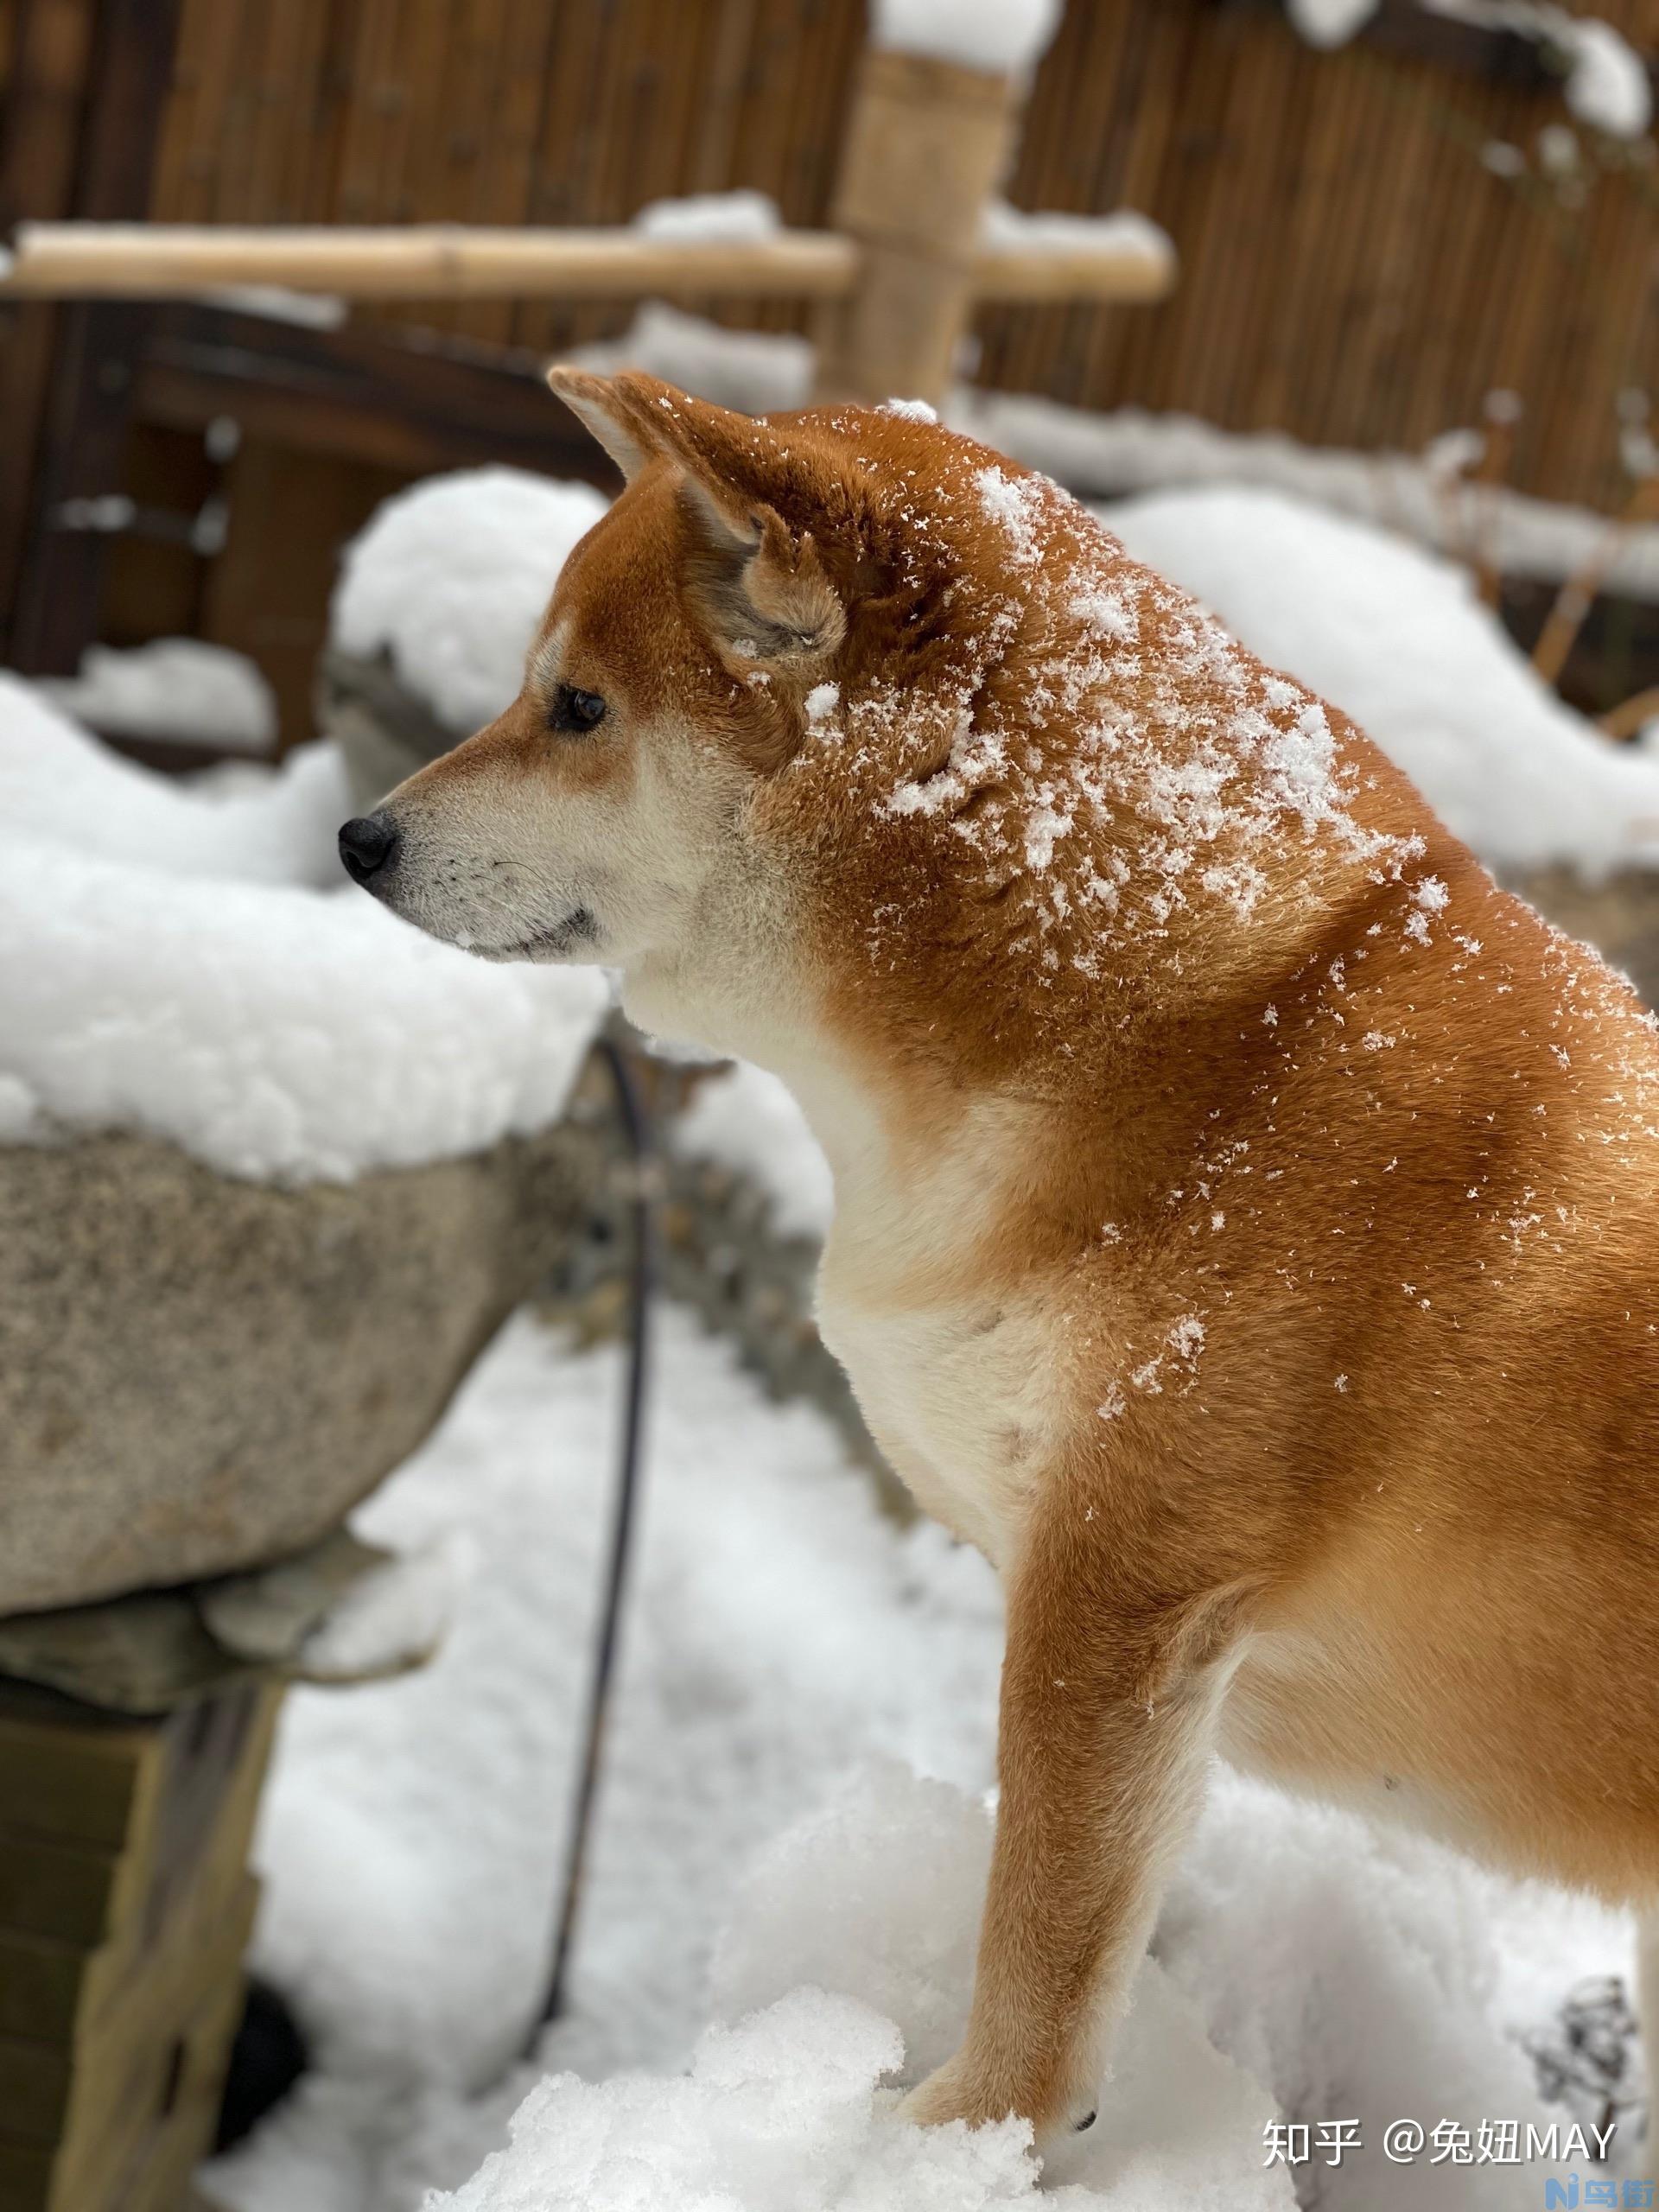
(811, 48, 1020, 408)
(4, 0, 181, 676)
(0, 226, 860, 302)
(0, 0, 100, 662)
(0, 1675, 283, 2212)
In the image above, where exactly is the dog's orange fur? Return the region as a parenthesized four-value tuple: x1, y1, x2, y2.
(365, 373, 1659, 2143)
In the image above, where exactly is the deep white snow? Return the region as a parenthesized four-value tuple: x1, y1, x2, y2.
(202, 1310, 1637, 2212)
(0, 677, 607, 1181)
(34, 637, 276, 753)
(2, 675, 343, 886)
(965, 390, 1659, 601)
(1286, 0, 1381, 49)
(979, 198, 1176, 288)
(633, 188, 782, 244)
(331, 467, 609, 734)
(869, 0, 1064, 74)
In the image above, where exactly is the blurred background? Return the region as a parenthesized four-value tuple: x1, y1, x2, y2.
(4, 0, 1659, 749)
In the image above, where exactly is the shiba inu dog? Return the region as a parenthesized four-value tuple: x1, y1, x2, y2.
(340, 371, 1659, 2148)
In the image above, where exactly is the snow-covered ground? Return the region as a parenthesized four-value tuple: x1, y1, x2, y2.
(203, 1308, 1639, 2211)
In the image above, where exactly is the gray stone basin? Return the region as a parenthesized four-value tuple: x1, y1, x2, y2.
(0, 1111, 601, 1613)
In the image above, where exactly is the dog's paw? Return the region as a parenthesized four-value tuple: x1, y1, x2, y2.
(896, 2053, 993, 2132)
(897, 2047, 1097, 2147)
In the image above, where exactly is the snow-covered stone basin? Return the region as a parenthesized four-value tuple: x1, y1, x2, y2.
(0, 680, 607, 1610)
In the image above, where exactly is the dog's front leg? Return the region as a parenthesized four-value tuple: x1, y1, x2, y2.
(901, 1508, 1240, 2145)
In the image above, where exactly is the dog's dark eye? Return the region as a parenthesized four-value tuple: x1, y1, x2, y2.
(550, 684, 607, 734)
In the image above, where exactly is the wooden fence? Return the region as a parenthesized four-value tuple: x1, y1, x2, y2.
(125, 0, 1659, 512)
(2, 0, 1657, 737)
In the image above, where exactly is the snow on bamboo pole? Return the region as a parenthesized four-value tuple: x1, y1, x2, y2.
(975, 232, 1175, 303)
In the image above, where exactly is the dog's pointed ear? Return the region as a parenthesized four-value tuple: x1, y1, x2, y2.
(545, 365, 659, 481)
(548, 368, 849, 676)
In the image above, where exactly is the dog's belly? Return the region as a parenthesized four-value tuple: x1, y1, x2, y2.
(1219, 1600, 1659, 1897)
(1217, 1631, 1486, 1856)
(816, 1290, 1058, 1564)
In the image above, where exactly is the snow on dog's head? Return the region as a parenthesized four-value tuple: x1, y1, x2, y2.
(341, 371, 1433, 1073)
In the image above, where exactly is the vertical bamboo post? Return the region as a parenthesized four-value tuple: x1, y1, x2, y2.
(811, 47, 1020, 408)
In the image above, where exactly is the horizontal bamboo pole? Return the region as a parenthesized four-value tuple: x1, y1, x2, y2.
(975, 238, 1175, 302)
(0, 224, 861, 301)
(0, 221, 1175, 304)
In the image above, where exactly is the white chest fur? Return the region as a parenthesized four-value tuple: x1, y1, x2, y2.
(804, 1081, 1064, 1567)
(633, 965, 1066, 1566)
(815, 1281, 1059, 1564)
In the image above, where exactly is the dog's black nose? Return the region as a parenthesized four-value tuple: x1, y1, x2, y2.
(338, 812, 399, 886)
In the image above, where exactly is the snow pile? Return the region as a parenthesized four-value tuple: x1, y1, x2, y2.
(1554, 10, 1653, 137)
(1285, 0, 1380, 48)
(429, 1988, 1052, 2212)
(980, 197, 1175, 284)
(673, 1060, 835, 1239)
(0, 677, 607, 1181)
(709, 1765, 1291, 2208)
(634, 188, 781, 243)
(572, 300, 813, 416)
(331, 467, 609, 734)
(1287, 3, 1652, 138)
(1154, 1769, 1622, 2212)
(34, 637, 276, 753)
(870, 0, 1063, 74)
(206, 1313, 1631, 2212)
(205, 1310, 1003, 2209)
(966, 389, 1659, 599)
(1106, 486, 1659, 876)
(2, 677, 342, 886)
(434, 1960, 1286, 2212)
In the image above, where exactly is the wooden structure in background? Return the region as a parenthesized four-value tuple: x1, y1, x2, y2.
(0, 1677, 281, 2212)
(2, 0, 1657, 734)
(814, 48, 1020, 404)
(112, 0, 1659, 507)
(0, 0, 181, 674)
(1, 217, 1171, 311)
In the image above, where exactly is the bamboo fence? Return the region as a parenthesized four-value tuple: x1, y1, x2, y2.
(3, 0, 1657, 507)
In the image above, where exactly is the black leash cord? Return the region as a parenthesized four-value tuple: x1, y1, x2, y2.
(526, 1034, 655, 2049)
